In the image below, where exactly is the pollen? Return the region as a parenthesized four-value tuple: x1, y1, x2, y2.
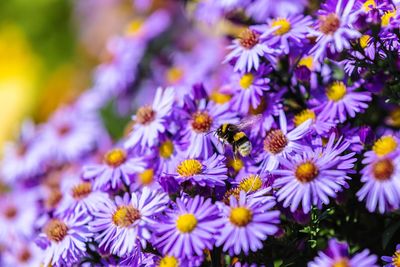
(359, 35, 371, 49)
(229, 158, 244, 172)
(264, 129, 288, 154)
(294, 109, 316, 127)
(230, 207, 252, 227)
(223, 187, 241, 205)
(177, 159, 203, 177)
(210, 91, 231, 104)
(239, 175, 263, 192)
(298, 56, 313, 70)
(191, 111, 213, 133)
(166, 67, 184, 84)
(44, 219, 68, 242)
(158, 255, 178, 267)
(136, 105, 156, 125)
(112, 205, 141, 227)
(373, 135, 398, 157)
(372, 158, 394, 181)
(295, 161, 319, 183)
(176, 213, 197, 233)
(362, 0, 376, 12)
(319, 13, 340, 35)
(271, 18, 291, 35)
(139, 169, 154, 185)
(239, 29, 260, 49)
(71, 182, 92, 199)
(332, 258, 350, 267)
(326, 81, 347, 101)
(392, 250, 400, 267)
(104, 148, 127, 167)
(160, 140, 174, 158)
(239, 73, 254, 89)
(382, 10, 396, 27)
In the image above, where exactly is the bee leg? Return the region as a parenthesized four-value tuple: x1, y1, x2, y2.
(233, 146, 238, 162)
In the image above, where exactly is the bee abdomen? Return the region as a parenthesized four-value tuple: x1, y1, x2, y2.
(237, 141, 252, 157)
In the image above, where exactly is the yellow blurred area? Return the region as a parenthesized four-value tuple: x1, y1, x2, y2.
(0, 25, 40, 146)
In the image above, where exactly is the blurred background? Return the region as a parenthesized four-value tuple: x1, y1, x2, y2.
(0, 0, 134, 148)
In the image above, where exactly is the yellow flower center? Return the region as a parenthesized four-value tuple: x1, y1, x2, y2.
(230, 207, 252, 227)
(191, 111, 213, 133)
(166, 67, 184, 84)
(382, 10, 396, 27)
(71, 182, 92, 200)
(359, 35, 371, 49)
(319, 13, 341, 35)
(44, 219, 68, 242)
(373, 158, 394, 181)
(298, 56, 314, 70)
(228, 158, 244, 172)
(271, 18, 291, 35)
(160, 140, 174, 158)
(176, 213, 197, 233)
(112, 205, 141, 227)
(177, 159, 203, 177)
(158, 255, 179, 267)
(293, 109, 316, 127)
(295, 161, 319, 183)
(388, 107, 400, 128)
(326, 81, 347, 101)
(332, 258, 350, 267)
(210, 91, 232, 104)
(392, 250, 400, 267)
(239, 73, 254, 89)
(373, 135, 398, 156)
(362, 0, 376, 12)
(239, 29, 260, 49)
(125, 20, 143, 35)
(239, 175, 263, 192)
(104, 148, 127, 167)
(264, 129, 288, 154)
(139, 169, 154, 185)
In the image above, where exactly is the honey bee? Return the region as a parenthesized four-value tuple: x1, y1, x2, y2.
(215, 115, 261, 158)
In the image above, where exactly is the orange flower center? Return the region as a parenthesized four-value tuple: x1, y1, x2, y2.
(295, 161, 319, 183)
(136, 105, 156, 125)
(191, 111, 213, 133)
(239, 29, 260, 49)
(264, 129, 288, 154)
(71, 182, 92, 199)
(373, 158, 394, 181)
(44, 219, 68, 242)
(112, 205, 141, 227)
(319, 13, 340, 35)
(104, 149, 127, 167)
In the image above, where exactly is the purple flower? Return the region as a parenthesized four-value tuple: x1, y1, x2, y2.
(259, 14, 312, 54)
(171, 154, 228, 188)
(154, 196, 222, 258)
(257, 110, 312, 171)
(382, 244, 400, 267)
(37, 211, 93, 266)
(224, 28, 277, 72)
(357, 152, 400, 213)
(2, 237, 43, 267)
(125, 87, 175, 149)
(308, 0, 361, 61)
(273, 134, 356, 213)
(308, 239, 378, 267)
(215, 191, 280, 255)
(90, 188, 169, 257)
(83, 147, 146, 190)
(318, 80, 372, 123)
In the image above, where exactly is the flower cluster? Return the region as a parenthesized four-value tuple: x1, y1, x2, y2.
(1, 0, 400, 266)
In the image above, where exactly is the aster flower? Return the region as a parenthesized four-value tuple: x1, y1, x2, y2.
(308, 239, 378, 267)
(215, 190, 280, 255)
(155, 196, 222, 258)
(318, 80, 372, 123)
(181, 98, 238, 158)
(259, 14, 313, 54)
(292, 108, 335, 134)
(90, 188, 169, 257)
(363, 134, 399, 162)
(224, 28, 277, 72)
(37, 211, 93, 266)
(82, 147, 146, 190)
(308, 0, 361, 61)
(124, 87, 175, 149)
(357, 152, 400, 213)
(382, 244, 400, 267)
(273, 134, 356, 213)
(257, 110, 312, 171)
(2, 238, 43, 267)
(171, 154, 228, 188)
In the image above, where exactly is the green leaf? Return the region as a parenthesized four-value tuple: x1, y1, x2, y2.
(382, 220, 400, 249)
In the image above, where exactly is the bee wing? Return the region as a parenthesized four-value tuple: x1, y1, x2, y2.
(236, 114, 263, 130)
